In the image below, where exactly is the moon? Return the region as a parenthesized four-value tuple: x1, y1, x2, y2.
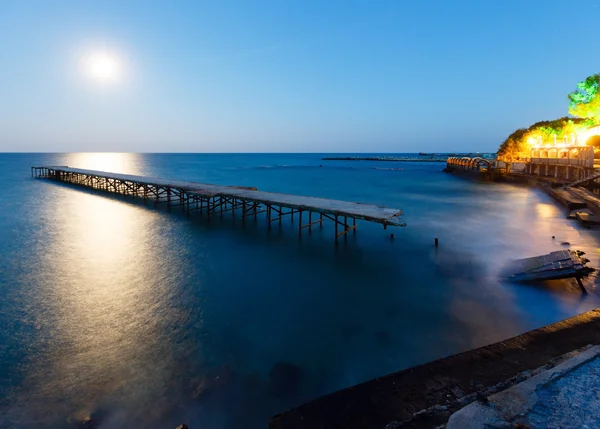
(83, 51, 121, 83)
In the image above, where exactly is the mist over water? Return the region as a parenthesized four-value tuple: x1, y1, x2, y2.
(1, 153, 600, 429)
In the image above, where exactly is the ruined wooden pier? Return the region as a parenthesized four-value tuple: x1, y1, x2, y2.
(502, 250, 593, 292)
(31, 166, 405, 242)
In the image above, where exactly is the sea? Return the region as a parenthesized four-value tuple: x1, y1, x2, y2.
(1, 152, 600, 429)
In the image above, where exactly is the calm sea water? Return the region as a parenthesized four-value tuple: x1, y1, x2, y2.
(1, 152, 600, 429)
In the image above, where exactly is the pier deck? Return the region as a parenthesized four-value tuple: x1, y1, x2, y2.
(31, 166, 404, 242)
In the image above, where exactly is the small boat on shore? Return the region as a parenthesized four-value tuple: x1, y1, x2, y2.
(502, 250, 593, 286)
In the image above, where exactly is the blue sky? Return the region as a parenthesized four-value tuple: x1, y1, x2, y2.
(0, 0, 599, 152)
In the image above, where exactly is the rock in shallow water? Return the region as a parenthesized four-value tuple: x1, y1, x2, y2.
(70, 410, 105, 429)
(74, 415, 97, 428)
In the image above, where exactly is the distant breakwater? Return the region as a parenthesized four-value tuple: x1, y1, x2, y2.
(419, 152, 496, 157)
(322, 156, 447, 162)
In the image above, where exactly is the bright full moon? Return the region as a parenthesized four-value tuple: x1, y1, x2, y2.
(84, 51, 121, 83)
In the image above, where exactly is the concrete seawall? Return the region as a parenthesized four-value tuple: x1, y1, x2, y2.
(270, 309, 600, 429)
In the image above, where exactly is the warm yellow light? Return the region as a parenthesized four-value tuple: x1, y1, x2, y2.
(67, 152, 139, 173)
(578, 126, 600, 145)
(83, 51, 121, 83)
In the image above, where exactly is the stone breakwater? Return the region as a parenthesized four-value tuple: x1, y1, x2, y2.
(322, 156, 447, 162)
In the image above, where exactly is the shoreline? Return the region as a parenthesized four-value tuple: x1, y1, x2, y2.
(445, 165, 600, 219)
(270, 170, 600, 429)
(493, 172, 600, 218)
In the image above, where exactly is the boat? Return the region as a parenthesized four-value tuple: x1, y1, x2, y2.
(502, 250, 593, 283)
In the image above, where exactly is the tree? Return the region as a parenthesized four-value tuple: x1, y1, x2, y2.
(498, 128, 528, 160)
(497, 74, 600, 157)
(497, 117, 596, 158)
(568, 73, 600, 121)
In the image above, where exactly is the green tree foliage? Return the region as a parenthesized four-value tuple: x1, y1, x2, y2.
(498, 73, 600, 157)
(568, 73, 600, 121)
(497, 117, 595, 157)
(497, 128, 527, 158)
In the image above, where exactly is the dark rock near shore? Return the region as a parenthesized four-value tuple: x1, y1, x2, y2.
(175, 425, 189, 429)
(74, 414, 99, 428)
(187, 365, 234, 400)
(475, 392, 489, 404)
(268, 362, 303, 397)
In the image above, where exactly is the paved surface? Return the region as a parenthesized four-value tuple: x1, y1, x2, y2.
(446, 345, 600, 429)
(528, 354, 600, 428)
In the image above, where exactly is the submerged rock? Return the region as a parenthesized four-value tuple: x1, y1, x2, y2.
(188, 375, 211, 399)
(268, 362, 303, 396)
(74, 415, 98, 428)
(69, 409, 105, 429)
(175, 425, 189, 429)
(187, 365, 233, 400)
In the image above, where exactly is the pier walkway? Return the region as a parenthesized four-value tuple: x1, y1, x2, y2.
(31, 166, 404, 242)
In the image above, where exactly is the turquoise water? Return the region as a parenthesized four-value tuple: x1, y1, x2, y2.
(1, 152, 600, 429)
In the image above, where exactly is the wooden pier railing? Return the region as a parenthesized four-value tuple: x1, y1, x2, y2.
(32, 166, 405, 243)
